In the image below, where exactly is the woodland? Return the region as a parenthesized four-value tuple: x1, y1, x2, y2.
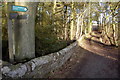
(1, 2, 119, 62)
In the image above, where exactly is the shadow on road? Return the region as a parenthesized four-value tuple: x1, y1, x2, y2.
(47, 38, 119, 78)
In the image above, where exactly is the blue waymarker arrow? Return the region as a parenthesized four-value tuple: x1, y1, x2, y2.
(12, 5, 28, 12)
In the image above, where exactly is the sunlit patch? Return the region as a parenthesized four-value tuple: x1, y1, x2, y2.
(77, 36, 118, 61)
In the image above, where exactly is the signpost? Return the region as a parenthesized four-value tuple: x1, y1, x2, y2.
(9, 13, 29, 19)
(7, 2, 37, 62)
(8, 5, 28, 62)
(12, 5, 28, 12)
(7, 19, 15, 62)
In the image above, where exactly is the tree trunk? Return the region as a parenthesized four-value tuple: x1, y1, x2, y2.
(76, 14, 80, 39)
(13, 2, 38, 61)
(53, 0, 56, 14)
(0, 2, 2, 61)
(80, 16, 84, 37)
(70, 1, 75, 40)
(64, 6, 68, 40)
(88, 2, 92, 33)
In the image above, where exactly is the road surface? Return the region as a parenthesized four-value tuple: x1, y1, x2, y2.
(47, 37, 119, 78)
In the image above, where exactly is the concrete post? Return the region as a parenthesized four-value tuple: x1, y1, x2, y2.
(13, 2, 38, 61)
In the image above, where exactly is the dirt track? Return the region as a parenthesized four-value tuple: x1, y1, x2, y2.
(46, 37, 119, 78)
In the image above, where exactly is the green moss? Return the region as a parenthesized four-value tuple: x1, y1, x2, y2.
(9, 63, 22, 70)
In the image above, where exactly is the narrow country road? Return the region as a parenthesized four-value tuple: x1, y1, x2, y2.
(47, 37, 119, 78)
